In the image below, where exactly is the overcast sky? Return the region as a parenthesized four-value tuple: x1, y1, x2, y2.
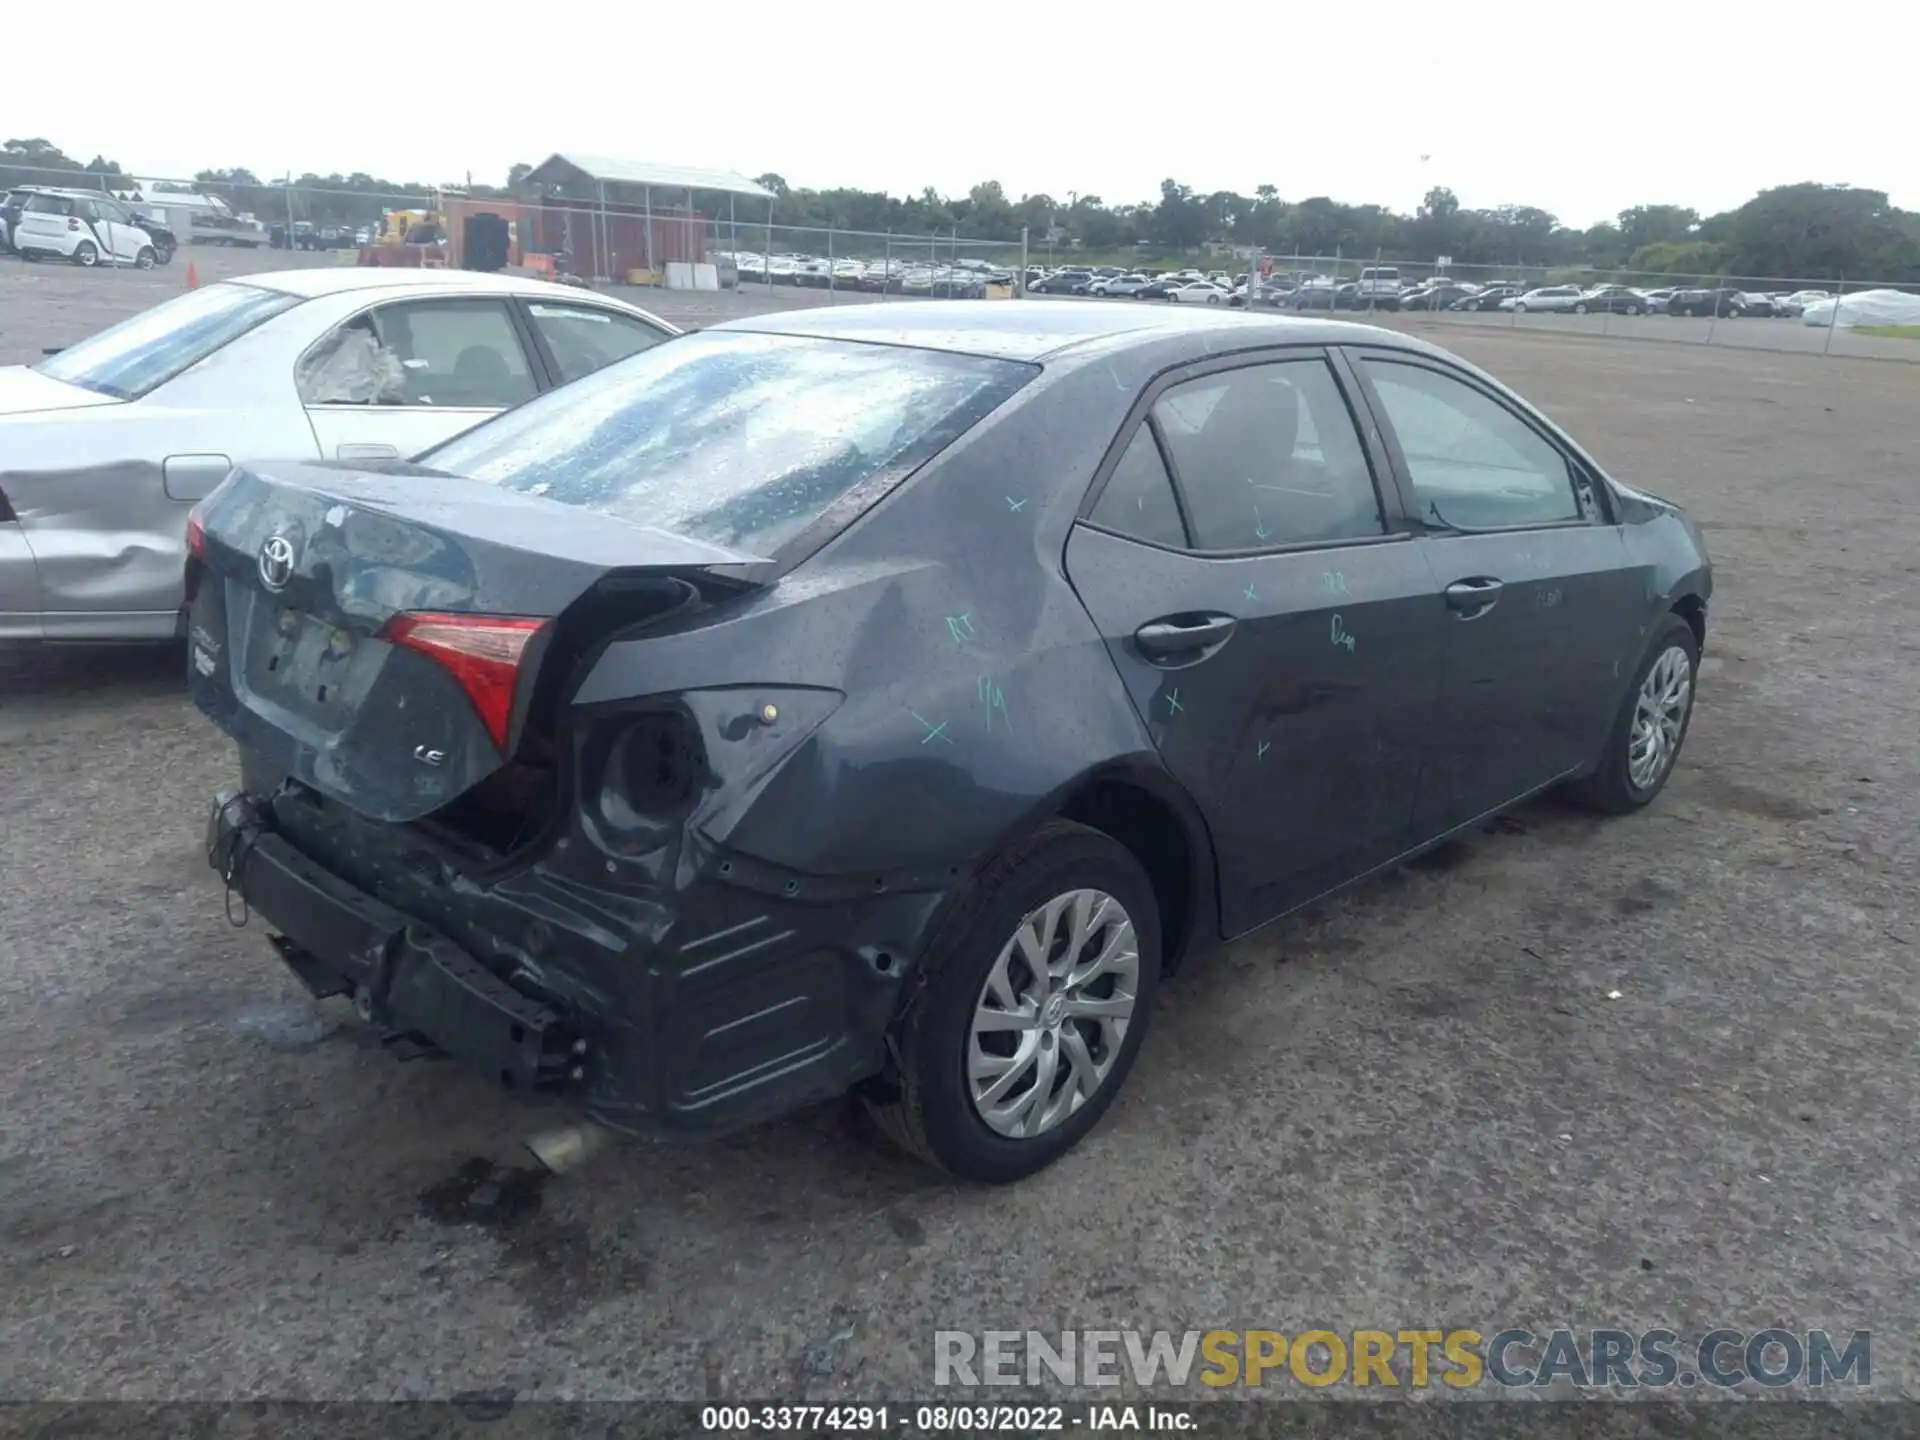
(11, 0, 1915, 226)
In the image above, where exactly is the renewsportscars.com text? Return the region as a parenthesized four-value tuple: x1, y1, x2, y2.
(933, 1328, 1871, 1390)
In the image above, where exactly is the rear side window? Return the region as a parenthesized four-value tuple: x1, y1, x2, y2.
(420, 330, 1033, 558)
(24, 193, 76, 216)
(1090, 427, 1187, 548)
(35, 282, 301, 400)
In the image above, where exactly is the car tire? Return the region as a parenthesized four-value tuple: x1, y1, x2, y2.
(135, 246, 156, 271)
(1573, 302, 1589, 314)
(861, 818, 1161, 1184)
(1206, 293, 1220, 304)
(1515, 302, 1528, 312)
(72, 241, 98, 267)
(1565, 614, 1699, 815)
(155, 244, 175, 265)
(1627, 304, 1642, 316)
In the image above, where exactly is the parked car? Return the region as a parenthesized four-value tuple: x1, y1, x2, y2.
(1400, 283, 1477, 311)
(1772, 290, 1829, 318)
(1292, 282, 1360, 310)
(1, 185, 53, 253)
(1136, 276, 1188, 300)
(0, 269, 678, 641)
(128, 210, 180, 265)
(1451, 284, 1523, 311)
(1510, 286, 1585, 313)
(1090, 273, 1152, 297)
(11, 190, 160, 268)
(187, 302, 1712, 1183)
(1737, 293, 1778, 317)
(1637, 288, 1679, 314)
(1031, 269, 1094, 294)
(1666, 286, 1749, 317)
(1573, 286, 1650, 315)
(1165, 281, 1229, 304)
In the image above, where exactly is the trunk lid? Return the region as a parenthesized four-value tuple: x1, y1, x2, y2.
(0, 364, 123, 416)
(188, 459, 763, 825)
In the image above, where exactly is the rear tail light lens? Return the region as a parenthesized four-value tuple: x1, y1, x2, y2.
(185, 513, 207, 559)
(380, 612, 547, 752)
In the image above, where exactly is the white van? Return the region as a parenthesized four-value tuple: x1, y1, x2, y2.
(1356, 265, 1402, 299)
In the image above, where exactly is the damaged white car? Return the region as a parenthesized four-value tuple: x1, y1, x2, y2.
(0, 269, 675, 640)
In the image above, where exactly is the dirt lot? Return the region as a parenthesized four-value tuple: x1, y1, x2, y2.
(2, 250, 1918, 1403)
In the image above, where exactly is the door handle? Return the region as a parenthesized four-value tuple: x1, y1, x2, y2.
(336, 443, 400, 461)
(1135, 612, 1237, 661)
(1444, 578, 1504, 614)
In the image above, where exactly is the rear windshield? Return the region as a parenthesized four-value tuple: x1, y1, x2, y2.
(35, 281, 301, 400)
(419, 330, 1034, 558)
(24, 193, 78, 216)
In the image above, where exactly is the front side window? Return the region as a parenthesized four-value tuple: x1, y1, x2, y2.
(1360, 360, 1581, 530)
(1149, 359, 1385, 551)
(420, 330, 1033, 558)
(527, 303, 669, 385)
(297, 298, 536, 408)
(35, 281, 301, 400)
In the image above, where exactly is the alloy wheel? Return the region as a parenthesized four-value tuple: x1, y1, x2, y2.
(1629, 645, 1693, 790)
(968, 888, 1140, 1140)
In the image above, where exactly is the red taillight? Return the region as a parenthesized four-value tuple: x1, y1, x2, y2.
(185, 513, 207, 559)
(380, 612, 547, 752)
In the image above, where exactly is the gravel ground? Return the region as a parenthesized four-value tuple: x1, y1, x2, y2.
(1, 248, 1917, 1404)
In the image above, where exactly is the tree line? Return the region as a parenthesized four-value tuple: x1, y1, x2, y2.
(6, 138, 1914, 283)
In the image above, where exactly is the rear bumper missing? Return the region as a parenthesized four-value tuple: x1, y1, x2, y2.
(209, 792, 581, 1096)
(206, 789, 939, 1140)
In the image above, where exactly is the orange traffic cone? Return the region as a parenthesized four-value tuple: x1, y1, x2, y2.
(186, 260, 199, 291)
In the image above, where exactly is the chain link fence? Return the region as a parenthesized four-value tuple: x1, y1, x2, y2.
(4, 164, 1915, 354)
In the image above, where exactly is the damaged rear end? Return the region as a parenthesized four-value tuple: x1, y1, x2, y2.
(189, 459, 792, 1120)
(188, 328, 1035, 1139)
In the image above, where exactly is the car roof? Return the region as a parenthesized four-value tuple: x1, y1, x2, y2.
(231, 267, 627, 304)
(711, 299, 1439, 364)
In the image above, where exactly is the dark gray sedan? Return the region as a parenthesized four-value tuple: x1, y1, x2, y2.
(187, 303, 1711, 1184)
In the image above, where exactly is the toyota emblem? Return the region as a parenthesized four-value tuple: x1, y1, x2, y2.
(258, 534, 296, 592)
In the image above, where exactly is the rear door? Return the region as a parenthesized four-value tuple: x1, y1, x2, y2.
(1065, 349, 1446, 937)
(1346, 348, 1647, 835)
(298, 296, 541, 460)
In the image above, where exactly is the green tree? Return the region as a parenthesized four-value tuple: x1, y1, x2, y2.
(1617, 204, 1698, 252)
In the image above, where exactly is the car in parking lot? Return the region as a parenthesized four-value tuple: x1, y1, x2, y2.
(1090, 273, 1152, 297)
(1510, 285, 1585, 313)
(1166, 280, 1231, 304)
(186, 301, 1711, 1184)
(1451, 284, 1523, 311)
(0, 269, 677, 641)
(1666, 286, 1750, 317)
(12, 190, 161, 268)
(1571, 285, 1650, 315)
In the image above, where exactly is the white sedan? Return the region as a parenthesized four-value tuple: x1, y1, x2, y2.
(1, 268, 677, 641)
(1167, 281, 1232, 304)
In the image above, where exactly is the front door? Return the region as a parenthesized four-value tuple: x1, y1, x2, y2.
(87, 199, 147, 264)
(298, 296, 541, 460)
(1348, 351, 1649, 834)
(1065, 350, 1447, 937)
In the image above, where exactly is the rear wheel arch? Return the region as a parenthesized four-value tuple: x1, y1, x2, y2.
(1052, 764, 1218, 973)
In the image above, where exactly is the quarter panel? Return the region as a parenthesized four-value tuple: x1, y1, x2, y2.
(573, 355, 1179, 882)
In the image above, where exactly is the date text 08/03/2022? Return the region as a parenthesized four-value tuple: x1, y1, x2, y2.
(700, 1405, 1194, 1432)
